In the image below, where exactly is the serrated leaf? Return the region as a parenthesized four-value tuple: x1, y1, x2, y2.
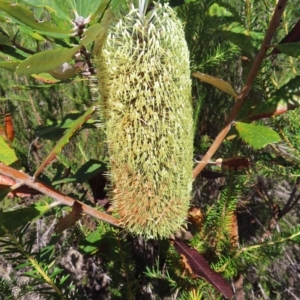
(0, 1, 72, 34)
(238, 76, 300, 121)
(274, 42, 300, 58)
(235, 122, 281, 149)
(0, 136, 18, 165)
(193, 72, 237, 98)
(173, 240, 233, 299)
(33, 105, 97, 179)
(16, 46, 80, 75)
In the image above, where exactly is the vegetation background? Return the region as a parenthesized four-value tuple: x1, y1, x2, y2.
(0, 0, 300, 299)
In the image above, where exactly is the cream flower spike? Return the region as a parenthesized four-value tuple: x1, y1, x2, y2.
(96, 1, 193, 239)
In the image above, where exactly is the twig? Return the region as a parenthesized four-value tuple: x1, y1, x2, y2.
(192, 0, 289, 179)
(0, 163, 120, 227)
(280, 177, 300, 217)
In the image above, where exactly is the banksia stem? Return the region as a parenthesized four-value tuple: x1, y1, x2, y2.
(96, 3, 193, 239)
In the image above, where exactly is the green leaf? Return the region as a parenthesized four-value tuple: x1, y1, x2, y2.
(49, 62, 81, 80)
(0, 61, 20, 72)
(31, 73, 61, 84)
(53, 159, 105, 185)
(0, 189, 10, 202)
(21, 0, 72, 21)
(0, 30, 11, 46)
(35, 111, 97, 140)
(80, 24, 103, 47)
(21, 0, 74, 30)
(237, 76, 300, 121)
(0, 45, 30, 61)
(19, 26, 46, 42)
(76, 0, 110, 20)
(0, 136, 18, 165)
(0, 206, 42, 236)
(16, 46, 80, 75)
(86, 227, 103, 243)
(274, 42, 300, 58)
(33, 105, 97, 179)
(235, 122, 281, 149)
(0, 94, 30, 102)
(193, 72, 237, 98)
(92, 8, 113, 56)
(0, 0, 72, 34)
(208, 3, 263, 55)
(80, 226, 104, 253)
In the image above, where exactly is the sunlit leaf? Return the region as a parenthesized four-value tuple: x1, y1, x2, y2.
(92, 8, 113, 56)
(80, 23, 103, 47)
(80, 226, 104, 253)
(0, 61, 20, 72)
(19, 26, 46, 42)
(21, 0, 73, 22)
(31, 73, 61, 83)
(16, 46, 80, 75)
(0, 135, 18, 165)
(0, 1, 72, 34)
(193, 72, 237, 98)
(235, 122, 281, 149)
(75, 0, 112, 24)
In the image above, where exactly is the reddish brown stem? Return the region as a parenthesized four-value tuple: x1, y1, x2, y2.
(193, 0, 289, 179)
(0, 163, 120, 227)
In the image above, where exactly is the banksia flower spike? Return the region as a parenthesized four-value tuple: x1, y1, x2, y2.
(96, 1, 193, 239)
